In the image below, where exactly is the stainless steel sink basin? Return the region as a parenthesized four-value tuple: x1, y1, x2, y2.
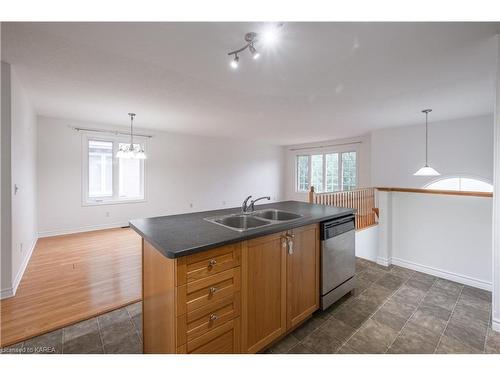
(205, 209, 304, 232)
(252, 209, 303, 221)
(206, 214, 272, 232)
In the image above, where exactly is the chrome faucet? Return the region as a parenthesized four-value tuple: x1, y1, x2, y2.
(248, 196, 271, 212)
(241, 195, 271, 213)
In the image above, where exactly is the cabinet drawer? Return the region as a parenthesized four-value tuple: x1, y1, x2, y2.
(177, 292, 241, 345)
(177, 267, 241, 315)
(177, 243, 241, 285)
(186, 318, 241, 354)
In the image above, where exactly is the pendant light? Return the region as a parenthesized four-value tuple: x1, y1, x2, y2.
(414, 109, 439, 176)
(116, 113, 146, 159)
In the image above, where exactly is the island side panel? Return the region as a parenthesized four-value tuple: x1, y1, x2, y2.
(142, 239, 177, 354)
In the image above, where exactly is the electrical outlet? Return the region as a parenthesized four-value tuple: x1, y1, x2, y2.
(105, 212, 110, 217)
(20, 243, 23, 254)
(189, 203, 193, 208)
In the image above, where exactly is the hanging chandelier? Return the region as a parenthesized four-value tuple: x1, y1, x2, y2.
(414, 109, 439, 176)
(116, 113, 146, 159)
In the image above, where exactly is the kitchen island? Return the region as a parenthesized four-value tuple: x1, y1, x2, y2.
(130, 200, 354, 354)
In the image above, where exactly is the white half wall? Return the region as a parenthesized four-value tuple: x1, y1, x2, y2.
(379, 191, 493, 291)
(371, 114, 494, 188)
(355, 224, 379, 263)
(37, 116, 286, 236)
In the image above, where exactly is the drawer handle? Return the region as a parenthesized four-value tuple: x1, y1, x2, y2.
(209, 287, 217, 295)
(208, 259, 217, 267)
(209, 313, 218, 321)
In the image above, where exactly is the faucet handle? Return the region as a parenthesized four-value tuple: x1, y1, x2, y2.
(242, 195, 253, 213)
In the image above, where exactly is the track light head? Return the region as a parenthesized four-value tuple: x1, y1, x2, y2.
(249, 44, 260, 60)
(230, 54, 239, 69)
(260, 23, 283, 48)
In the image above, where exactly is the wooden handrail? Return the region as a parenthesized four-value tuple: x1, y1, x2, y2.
(309, 186, 377, 230)
(376, 187, 492, 198)
(308, 186, 492, 230)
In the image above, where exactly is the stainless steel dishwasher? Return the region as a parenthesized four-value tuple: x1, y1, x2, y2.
(320, 214, 356, 310)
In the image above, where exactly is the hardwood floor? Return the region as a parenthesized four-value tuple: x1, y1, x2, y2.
(0, 228, 142, 347)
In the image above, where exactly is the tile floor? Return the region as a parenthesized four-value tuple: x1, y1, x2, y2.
(267, 258, 500, 354)
(1, 302, 142, 354)
(2, 258, 500, 354)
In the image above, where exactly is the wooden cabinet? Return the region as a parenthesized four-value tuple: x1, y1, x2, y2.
(241, 232, 287, 353)
(240, 224, 320, 353)
(286, 224, 320, 330)
(142, 223, 319, 354)
(143, 242, 242, 354)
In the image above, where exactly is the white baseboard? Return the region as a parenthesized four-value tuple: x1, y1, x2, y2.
(38, 221, 129, 238)
(0, 236, 38, 300)
(376, 257, 391, 267)
(0, 287, 14, 299)
(492, 318, 500, 333)
(391, 257, 492, 291)
(11, 237, 38, 296)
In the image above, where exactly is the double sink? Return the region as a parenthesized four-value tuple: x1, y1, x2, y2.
(205, 209, 303, 232)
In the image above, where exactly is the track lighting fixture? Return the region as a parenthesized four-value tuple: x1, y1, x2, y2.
(227, 23, 283, 69)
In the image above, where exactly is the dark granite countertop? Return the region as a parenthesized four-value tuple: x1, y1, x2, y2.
(129, 200, 354, 259)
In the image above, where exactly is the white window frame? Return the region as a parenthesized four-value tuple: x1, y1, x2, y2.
(294, 144, 359, 193)
(82, 133, 147, 206)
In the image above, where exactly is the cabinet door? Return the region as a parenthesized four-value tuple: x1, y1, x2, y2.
(241, 232, 287, 353)
(286, 224, 320, 330)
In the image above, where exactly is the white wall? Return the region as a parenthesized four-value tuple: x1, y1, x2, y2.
(1, 61, 13, 298)
(492, 34, 500, 332)
(284, 134, 371, 201)
(371, 115, 494, 188)
(378, 191, 492, 290)
(0, 62, 38, 298)
(10, 66, 38, 292)
(37, 116, 286, 236)
(355, 225, 379, 262)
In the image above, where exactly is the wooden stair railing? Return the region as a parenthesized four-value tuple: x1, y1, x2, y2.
(308, 186, 377, 230)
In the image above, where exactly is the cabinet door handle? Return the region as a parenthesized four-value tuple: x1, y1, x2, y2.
(287, 239, 294, 255)
(208, 259, 217, 267)
(209, 287, 217, 295)
(209, 313, 218, 321)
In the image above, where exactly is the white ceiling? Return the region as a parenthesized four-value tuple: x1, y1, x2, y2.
(2, 22, 500, 145)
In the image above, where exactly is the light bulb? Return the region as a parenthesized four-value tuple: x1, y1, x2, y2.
(230, 55, 239, 69)
(249, 44, 260, 60)
(260, 27, 279, 47)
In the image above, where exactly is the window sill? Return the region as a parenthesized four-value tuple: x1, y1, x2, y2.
(82, 198, 146, 207)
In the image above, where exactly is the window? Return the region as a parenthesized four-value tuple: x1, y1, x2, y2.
(83, 136, 145, 205)
(296, 151, 357, 192)
(297, 155, 309, 192)
(88, 141, 113, 198)
(342, 152, 357, 191)
(425, 177, 493, 193)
